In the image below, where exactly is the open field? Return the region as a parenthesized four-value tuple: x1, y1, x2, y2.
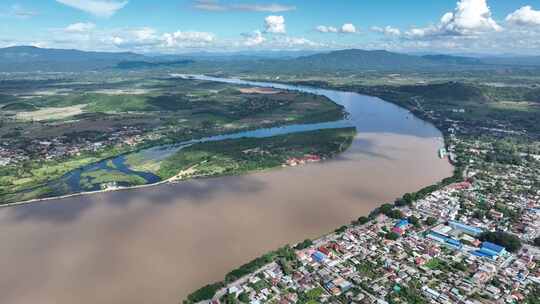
(15, 105, 85, 121)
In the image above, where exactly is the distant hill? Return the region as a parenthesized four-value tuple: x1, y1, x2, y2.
(481, 56, 540, 67)
(116, 59, 195, 69)
(0, 46, 146, 72)
(422, 54, 483, 65)
(284, 49, 441, 71)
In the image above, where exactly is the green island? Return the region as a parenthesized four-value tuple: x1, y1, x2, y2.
(0, 76, 347, 204)
(130, 127, 355, 181)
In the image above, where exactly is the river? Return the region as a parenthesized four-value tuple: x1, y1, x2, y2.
(0, 77, 453, 304)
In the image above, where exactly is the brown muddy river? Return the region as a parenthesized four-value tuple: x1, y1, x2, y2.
(0, 78, 453, 304)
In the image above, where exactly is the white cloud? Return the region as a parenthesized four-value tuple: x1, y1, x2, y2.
(406, 0, 501, 38)
(264, 15, 286, 34)
(265, 35, 323, 49)
(56, 0, 128, 17)
(506, 6, 540, 26)
(162, 31, 215, 48)
(371, 26, 401, 36)
(316, 25, 338, 33)
(340, 23, 357, 34)
(242, 30, 266, 46)
(193, 1, 295, 13)
(64, 22, 96, 33)
(316, 24, 357, 34)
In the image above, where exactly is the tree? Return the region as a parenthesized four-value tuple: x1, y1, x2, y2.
(295, 239, 313, 250)
(380, 203, 394, 215)
(533, 237, 540, 248)
(388, 209, 404, 219)
(424, 217, 437, 226)
(238, 293, 249, 303)
(408, 215, 421, 228)
(356, 216, 369, 225)
(479, 231, 522, 253)
(386, 232, 400, 241)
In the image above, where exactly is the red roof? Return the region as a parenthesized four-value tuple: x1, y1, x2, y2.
(318, 247, 330, 255)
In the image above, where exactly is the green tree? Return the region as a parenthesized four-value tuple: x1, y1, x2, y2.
(424, 217, 437, 226)
(386, 232, 400, 241)
(534, 237, 540, 248)
(356, 216, 369, 225)
(479, 231, 522, 253)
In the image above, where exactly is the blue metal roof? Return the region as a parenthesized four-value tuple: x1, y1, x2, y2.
(449, 221, 483, 235)
(427, 232, 462, 249)
(312, 251, 327, 262)
(481, 242, 505, 254)
(396, 219, 409, 228)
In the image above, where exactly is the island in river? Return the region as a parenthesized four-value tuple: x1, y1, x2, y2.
(0, 76, 453, 304)
(0, 75, 349, 204)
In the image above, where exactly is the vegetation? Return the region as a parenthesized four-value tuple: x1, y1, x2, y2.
(479, 231, 522, 253)
(79, 169, 147, 191)
(156, 128, 356, 180)
(0, 75, 350, 204)
(185, 282, 224, 304)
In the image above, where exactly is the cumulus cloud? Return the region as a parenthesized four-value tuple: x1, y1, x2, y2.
(340, 23, 357, 33)
(64, 22, 96, 33)
(242, 30, 266, 46)
(506, 6, 540, 26)
(316, 23, 357, 34)
(406, 0, 501, 38)
(264, 15, 286, 33)
(371, 26, 401, 36)
(56, 0, 128, 17)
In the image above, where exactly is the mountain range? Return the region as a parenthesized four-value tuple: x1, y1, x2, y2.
(1, 46, 540, 72)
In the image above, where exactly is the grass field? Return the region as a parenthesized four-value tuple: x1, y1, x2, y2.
(80, 169, 147, 191)
(15, 105, 86, 121)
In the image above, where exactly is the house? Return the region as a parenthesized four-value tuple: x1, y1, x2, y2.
(312, 251, 327, 263)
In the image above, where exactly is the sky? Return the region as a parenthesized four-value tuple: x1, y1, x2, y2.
(1, 0, 540, 55)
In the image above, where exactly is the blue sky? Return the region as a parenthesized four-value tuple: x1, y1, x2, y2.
(1, 0, 540, 54)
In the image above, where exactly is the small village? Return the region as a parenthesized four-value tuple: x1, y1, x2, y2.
(0, 125, 161, 166)
(197, 171, 539, 304)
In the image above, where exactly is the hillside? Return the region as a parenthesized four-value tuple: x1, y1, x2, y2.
(286, 49, 440, 71)
(0, 46, 146, 72)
